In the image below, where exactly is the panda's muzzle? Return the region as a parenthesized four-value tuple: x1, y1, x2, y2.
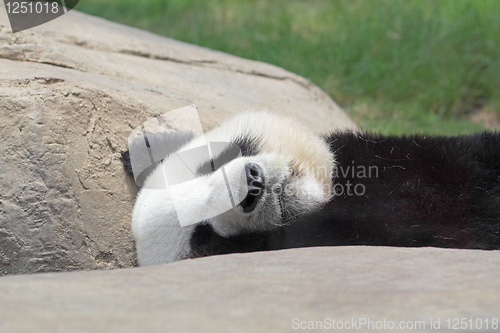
(240, 163, 265, 212)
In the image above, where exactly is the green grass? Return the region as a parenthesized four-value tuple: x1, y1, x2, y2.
(76, 0, 500, 135)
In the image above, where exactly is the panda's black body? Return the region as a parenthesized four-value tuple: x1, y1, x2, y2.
(127, 111, 500, 266)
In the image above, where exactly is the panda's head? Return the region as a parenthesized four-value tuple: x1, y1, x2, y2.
(132, 111, 334, 265)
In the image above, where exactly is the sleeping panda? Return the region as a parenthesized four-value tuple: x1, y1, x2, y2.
(125, 111, 500, 266)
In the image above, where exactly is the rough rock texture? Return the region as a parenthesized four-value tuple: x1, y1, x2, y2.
(0, 4, 357, 276)
(0, 246, 499, 333)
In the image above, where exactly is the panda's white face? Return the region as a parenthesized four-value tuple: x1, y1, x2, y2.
(132, 111, 335, 265)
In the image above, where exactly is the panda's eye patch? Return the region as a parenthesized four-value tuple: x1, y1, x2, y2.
(196, 142, 242, 176)
(195, 136, 260, 176)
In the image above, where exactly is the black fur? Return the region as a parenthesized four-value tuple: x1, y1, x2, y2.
(120, 151, 134, 175)
(189, 223, 282, 258)
(121, 131, 194, 182)
(285, 131, 500, 249)
(195, 136, 261, 176)
(189, 131, 500, 255)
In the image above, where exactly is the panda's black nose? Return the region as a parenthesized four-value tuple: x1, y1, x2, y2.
(246, 163, 264, 194)
(240, 163, 265, 212)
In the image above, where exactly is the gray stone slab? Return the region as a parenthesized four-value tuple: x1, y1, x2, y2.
(0, 246, 499, 332)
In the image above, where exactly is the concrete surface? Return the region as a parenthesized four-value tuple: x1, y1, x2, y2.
(0, 246, 499, 332)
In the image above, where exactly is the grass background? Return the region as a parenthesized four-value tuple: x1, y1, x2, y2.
(76, 0, 500, 135)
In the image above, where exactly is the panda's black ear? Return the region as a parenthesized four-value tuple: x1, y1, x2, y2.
(120, 150, 134, 176)
(120, 130, 196, 184)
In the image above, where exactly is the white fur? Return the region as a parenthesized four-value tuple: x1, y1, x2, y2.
(132, 111, 335, 266)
